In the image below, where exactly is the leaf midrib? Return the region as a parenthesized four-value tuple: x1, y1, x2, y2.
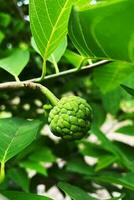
(44, 0, 70, 59)
(1, 124, 24, 163)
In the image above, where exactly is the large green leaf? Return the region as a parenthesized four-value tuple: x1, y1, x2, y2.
(1, 191, 52, 200)
(29, 0, 73, 61)
(58, 182, 97, 200)
(93, 62, 134, 94)
(69, 0, 134, 62)
(0, 118, 43, 164)
(0, 49, 30, 77)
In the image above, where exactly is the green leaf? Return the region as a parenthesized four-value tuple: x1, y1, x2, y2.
(58, 182, 97, 200)
(29, 0, 73, 61)
(95, 154, 117, 171)
(121, 84, 134, 97)
(102, 88, 121, 115)
(116, 125, 134, 135)
(91, 103, 106, 127)
(8, 168, 29, 192)
(64, 49, 87, 68)
(0, 49, 30, 77)
(0, 117, 43, 164)
(78, 141, 108, 158)
(91, 127, 134, 171)
(1, 191, 52, 200)
(29, 146, 56, 163)
(94, 172, 134, 190)
(20, 160, 48, 176)
(48, 37, 67, 63)
(66, 157, 94, 176)
(69, 0, 134, 62)
(93, 62, 134, 94)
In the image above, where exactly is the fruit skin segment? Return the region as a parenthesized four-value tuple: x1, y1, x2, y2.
(48, 96, 92, 140)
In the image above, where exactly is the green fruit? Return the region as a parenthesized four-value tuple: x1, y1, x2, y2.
(48, 96, 92, 140)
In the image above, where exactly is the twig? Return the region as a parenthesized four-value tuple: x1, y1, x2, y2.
(0, 60, 110, 90)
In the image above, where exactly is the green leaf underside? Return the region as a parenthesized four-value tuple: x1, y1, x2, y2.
(30, 0, 73, 61)
(1, 191, 52, 200)
(58, 182, 97, 200)
(0, 49, 29, 76)
(0, 118, 43, 163)
(69, 0, 134, 62)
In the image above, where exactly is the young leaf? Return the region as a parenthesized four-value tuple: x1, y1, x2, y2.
(58, 182, 97, 200)
(69, 0, 134, 62)
(0, 117, 43, 164)
(1, 191, 52, 200)
(121, 84, 134, 96)
(29, 0, 72, 61)
(0, 49, 29, 77)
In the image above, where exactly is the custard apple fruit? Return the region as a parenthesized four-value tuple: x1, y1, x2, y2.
(48, 96, 92, 140)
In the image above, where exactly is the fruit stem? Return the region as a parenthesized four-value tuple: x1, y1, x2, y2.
(39, 84, 59, 106)
(0, 162, 5, 184)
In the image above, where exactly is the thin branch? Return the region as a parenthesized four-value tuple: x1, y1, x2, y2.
(27, 60, 110, 82)
(0, 60, 110, 90)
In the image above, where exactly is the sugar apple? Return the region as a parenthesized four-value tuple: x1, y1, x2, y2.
(48, 96, 92, 140)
